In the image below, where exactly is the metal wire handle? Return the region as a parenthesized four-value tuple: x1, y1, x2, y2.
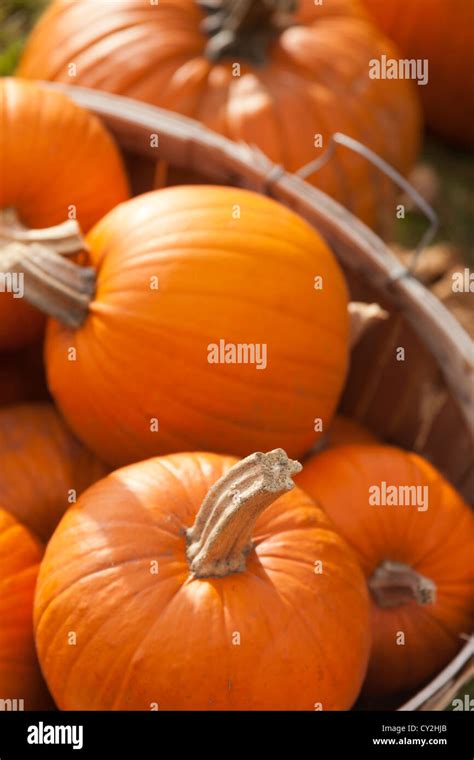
(297, 132, 439, 277)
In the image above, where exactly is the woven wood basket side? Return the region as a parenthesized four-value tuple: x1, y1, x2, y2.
(42, 84, 473, 711)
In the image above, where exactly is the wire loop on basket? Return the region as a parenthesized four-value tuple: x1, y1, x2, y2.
(297, 133, 439, 282)
(262, 162, 287, 193)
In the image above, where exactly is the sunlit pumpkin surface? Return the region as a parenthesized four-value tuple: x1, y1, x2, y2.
(46, 186, 350, 467)
(17, 0, 421, 229)
(35, 451, 370, 710)
(296, 444, 474, 697)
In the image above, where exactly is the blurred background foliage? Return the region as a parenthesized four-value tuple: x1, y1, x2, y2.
(1, 0, 472, 334)
(0, 0, 49, 76)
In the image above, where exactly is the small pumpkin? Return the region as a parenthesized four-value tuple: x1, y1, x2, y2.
(296, 444, 474, 697)
(0, 77, 129, 351)
(34, 448, 370, 710)
(0, 403, 108, 542)
(17, 0, 421, 230)
(10, 186, 350, 466)
(363, 0, 474, 146)
(0, 506, 51, 710)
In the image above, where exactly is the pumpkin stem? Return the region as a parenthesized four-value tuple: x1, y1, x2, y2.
(0, 208, 86, 256)
(198, 0, 297, 64)
(187, 448, 302, 578)
(0, 208, 94, 328)
(368, 560, 436, 608)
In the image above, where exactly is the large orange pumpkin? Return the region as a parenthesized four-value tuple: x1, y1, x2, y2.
(0, 403, 108, 542)
(34, 448, 370, 710)
(296, 444, 474, 697)
(12, 186, 349, 467)
(363, 0, 474, 146)
(17, 0, 421, 230)
(0, 507, 51, 710)
(0, 77, 129, 351)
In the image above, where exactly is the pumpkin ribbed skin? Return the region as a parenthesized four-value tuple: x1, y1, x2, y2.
(363, 0, 474, 146)
(0, 404, 108, 542)
(0, 507, 51, 710)
(296, 444, 474, 697)
(34, 451, 370, 710)
(0, 78, 129, 350)
(17, 0, 421, 229)
(45, 186, 349, 467)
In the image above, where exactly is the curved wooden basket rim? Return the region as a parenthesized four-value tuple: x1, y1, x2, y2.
(36, 83, 473, 711)
(399, 636, 473, 711)
(42, 82, 473, 432)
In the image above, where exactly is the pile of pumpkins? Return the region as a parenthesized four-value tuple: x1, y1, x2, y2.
(1, 0, 472, 711)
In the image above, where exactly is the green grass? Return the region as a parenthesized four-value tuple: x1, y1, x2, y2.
(396, 138, 474, 265)
(445, 676, 474, 711)
(0, 0, 49, 76)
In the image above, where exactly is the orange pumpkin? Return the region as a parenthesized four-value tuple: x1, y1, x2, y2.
(0, 403, 108, 542)
(0, 77, 129, 351)
(296, 444, 474, 697)
(0, 507, 51, 710)
(363, 0, 474, 146)
(35, 449, 370, 710)
(15, 186, 349, 466)
(324, 415, 377, 449)
(17, 0, 421, 230)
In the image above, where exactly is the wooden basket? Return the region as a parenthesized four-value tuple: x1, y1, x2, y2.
(44, 83, 473, 711)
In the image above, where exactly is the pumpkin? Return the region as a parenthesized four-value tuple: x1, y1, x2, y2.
(0, 506, 51, 710)
(0, 77, 129, 351)
(324, 415, 377, 449)
(363, 0, 474, 146)
(0, 403, 108, 542)
(295, 444, 474, 697)
(34, 448, 370, 710)
(17, 0, 421, 230)
(0, 344, 49, 407)
(9, 185, 349, 467)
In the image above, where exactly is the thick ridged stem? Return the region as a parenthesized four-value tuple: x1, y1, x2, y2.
(368, 560, 436, 608)
(187, 448, 302, 578)
(0, 208, 94, 328)
(198, 0, 297, 64)
(0, 208, 86, 256)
